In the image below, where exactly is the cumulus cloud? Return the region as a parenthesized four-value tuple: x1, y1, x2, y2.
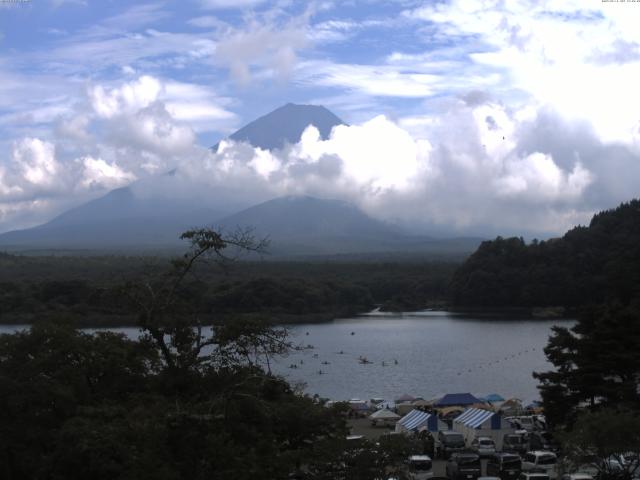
(407, 0, 640, 145)
(13, 138, 61, 190)
(0, 75, 222, 230)
(90, 76, 163, 119)
(80, 156, 136, 191)
(161, 99, 604, 237)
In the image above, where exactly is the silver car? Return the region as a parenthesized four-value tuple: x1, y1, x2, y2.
(471, 437, 497, 457)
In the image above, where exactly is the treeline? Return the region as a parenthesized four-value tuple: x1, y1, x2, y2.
(450, 199, 640, 308)
(0, 255, 457, 325)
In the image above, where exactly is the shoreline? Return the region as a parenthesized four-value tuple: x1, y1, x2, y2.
(0, 305, 576, 328)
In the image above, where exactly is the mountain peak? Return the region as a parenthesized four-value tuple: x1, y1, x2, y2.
(217, 103, 344, 151)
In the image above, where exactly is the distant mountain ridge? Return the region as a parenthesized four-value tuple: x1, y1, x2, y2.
(0, 187, 226, 248)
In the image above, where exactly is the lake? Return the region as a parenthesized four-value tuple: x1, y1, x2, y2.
(0, 310, 570, 403)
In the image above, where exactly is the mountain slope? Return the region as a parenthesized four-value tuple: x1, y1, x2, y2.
(214, 103, 344, 151)
(0, 187, 226, 248)
(217, 195, 482, 257)
(218, 195, 399, 239)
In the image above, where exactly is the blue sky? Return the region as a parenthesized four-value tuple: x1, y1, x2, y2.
(1, 0, 640, 236)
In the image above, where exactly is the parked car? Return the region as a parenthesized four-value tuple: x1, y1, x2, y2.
(471, 437, 497, 457)
(560, 474, 593, 480)
(487, 453, 523, 480)
(528, 432, 560, 453)
(446, 452, 482, 480)
(437, 431, 466, 459)
(519, 473, 550, 480)
(408, 455, 434, 480)
(503, 432, 528, 454)
(522, 451, 558, 479)
(507, 416, 536, 432)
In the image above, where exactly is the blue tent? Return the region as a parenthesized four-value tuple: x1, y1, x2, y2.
(434, 393, 483, 407)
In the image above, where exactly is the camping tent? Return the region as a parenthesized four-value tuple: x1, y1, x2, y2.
(452, 407, 514, 450)
(395, 393, 416, 403)
(439, 406, 465, 420)
(499, 398, 523, 415)
(370, 409, 401, 426)
(434, 393, 483, 408)
(396, 409, 448, 434)
(485, 394, 505, 403)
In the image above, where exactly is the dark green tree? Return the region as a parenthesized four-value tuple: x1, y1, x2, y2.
(534, 302, 640, 428)
(559, 408, 640, 480)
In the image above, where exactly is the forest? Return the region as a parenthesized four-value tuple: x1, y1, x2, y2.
(450, 199, 640, 309)
(0, 251, 456, 326)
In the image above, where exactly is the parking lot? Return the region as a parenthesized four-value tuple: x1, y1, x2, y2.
(348, 419, 494, 477)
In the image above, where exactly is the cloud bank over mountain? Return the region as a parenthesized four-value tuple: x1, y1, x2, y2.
(0, 73, 630, 237)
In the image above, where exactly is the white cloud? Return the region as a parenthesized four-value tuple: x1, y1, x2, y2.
(80, 156, 136, 190)
(291, 116, 427, 190)
(495, 153, 593, 202)
(215, 14, 310, 84)
(111, 101, 196, 157)
(407, 0, 640, 144)
(13, 138, 61, 189)
(90, 75, 162, 118)
(298, 61, 437, 97)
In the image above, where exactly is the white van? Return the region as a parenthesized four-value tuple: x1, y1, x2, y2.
(408, 454, 433, 480)
(522, 451, 558, 479)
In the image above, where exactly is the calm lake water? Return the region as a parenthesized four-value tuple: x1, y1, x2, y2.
(0, 311, 570, 403)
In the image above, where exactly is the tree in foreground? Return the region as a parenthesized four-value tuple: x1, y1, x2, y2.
(534, 301, 640, 428)
(559, 408, 640, 480)
(0, 228, 354, 480)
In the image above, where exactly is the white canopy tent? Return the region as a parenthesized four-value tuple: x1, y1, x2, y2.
(369, 408, 401, 426)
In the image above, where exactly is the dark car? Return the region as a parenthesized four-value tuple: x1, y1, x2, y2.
(528, 432, 560, 453)
(503, 433, 528, 454)
(487, 453, 523, 480)
(437, 431, 466, 459)
(446, 452, 482, 480)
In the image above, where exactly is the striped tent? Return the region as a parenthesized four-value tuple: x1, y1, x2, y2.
(454, 408, 496, 428)
(453, 407, 513, 450)
(395, 409, 441, 434)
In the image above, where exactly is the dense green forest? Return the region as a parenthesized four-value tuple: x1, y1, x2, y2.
(0, 251, 456, 326)
(450, 199, 640, 309)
